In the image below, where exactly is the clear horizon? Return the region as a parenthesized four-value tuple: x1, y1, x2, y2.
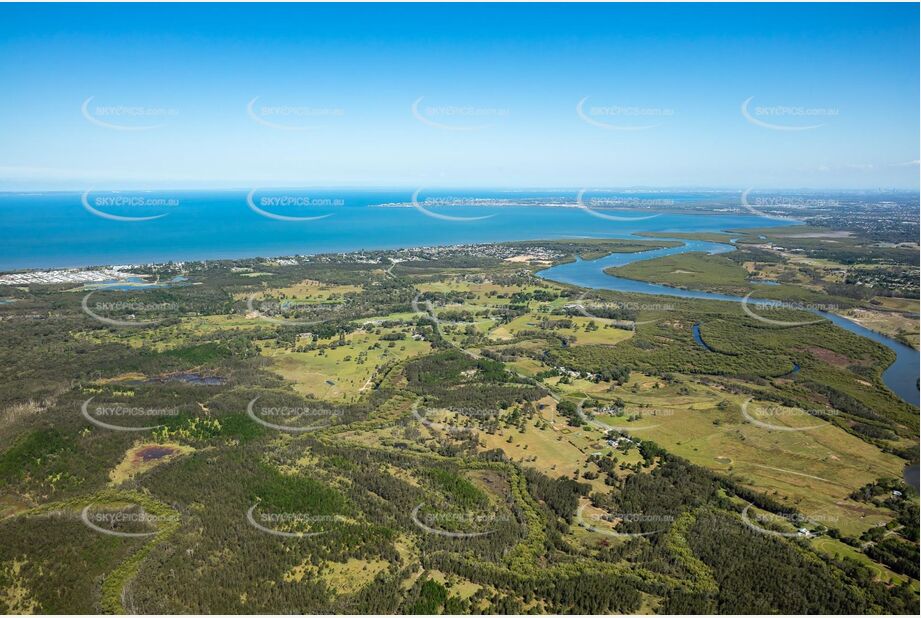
(1, 2, 919, 191)
(1, 186, 919, 194)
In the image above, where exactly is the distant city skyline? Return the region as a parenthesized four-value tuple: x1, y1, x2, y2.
(0, 2, 918, 191)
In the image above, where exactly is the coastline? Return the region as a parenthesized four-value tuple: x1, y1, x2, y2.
(1, 202, 780, 273)
(0, 237, 679, 284)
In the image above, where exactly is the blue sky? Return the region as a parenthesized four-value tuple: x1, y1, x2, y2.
(0, 2, 918, 190)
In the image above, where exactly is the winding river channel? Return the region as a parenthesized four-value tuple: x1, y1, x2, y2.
(537, 239, 920, 409)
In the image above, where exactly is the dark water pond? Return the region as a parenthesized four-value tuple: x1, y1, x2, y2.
(904, 464, 919, 491)
(136, 445, 178, 461)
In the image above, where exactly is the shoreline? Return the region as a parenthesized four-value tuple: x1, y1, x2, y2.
(0, 199, 812, 273)
(0, 237, 677, 284)
(0, 229, 696, 277)
(4, 221, 917, 357)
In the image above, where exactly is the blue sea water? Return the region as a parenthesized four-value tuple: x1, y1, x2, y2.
(1, 189, 774, 271)
(2, 189, 916, 407)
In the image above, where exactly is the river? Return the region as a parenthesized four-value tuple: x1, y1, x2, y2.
(538, 238, 920, 408)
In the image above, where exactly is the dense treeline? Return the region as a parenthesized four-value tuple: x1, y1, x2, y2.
(523, 468, 590, 524)
(591, 449, 918, 614)
(685, 509, 917, 614)
(0, 246, 917, 614)
(403, 349, 545, 411)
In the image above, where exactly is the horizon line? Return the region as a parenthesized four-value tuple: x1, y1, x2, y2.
(1, 186, 919, 194)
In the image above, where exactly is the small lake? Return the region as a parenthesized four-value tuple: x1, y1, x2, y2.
(904, 463, 919, 491)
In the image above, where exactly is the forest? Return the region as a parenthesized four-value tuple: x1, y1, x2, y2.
(0, 238, 917, 614)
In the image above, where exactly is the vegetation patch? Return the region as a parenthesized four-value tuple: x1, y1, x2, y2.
(109, 442, 194, 484)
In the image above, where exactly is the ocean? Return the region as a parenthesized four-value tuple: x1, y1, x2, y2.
(0, 189, 783, 271)
(3, 189, 917, 407)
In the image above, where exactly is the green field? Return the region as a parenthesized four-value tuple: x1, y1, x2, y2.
(1, 239, 917, 614)
(262, 328, 432, 400)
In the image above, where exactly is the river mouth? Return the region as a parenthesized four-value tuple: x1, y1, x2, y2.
(537, 238, 919, 408)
